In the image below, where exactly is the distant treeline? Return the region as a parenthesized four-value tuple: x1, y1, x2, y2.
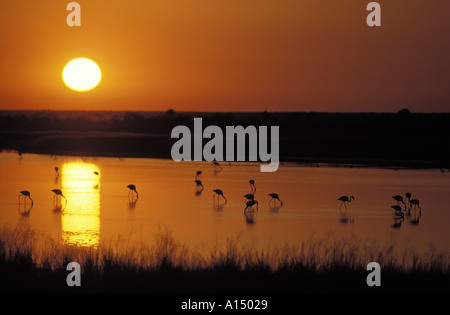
(1, 109, 450, 168)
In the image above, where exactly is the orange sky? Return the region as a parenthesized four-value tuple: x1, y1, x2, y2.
(0, 0, 449, 112)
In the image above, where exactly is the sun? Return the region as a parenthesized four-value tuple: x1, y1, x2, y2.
(62, 58, 102, 92)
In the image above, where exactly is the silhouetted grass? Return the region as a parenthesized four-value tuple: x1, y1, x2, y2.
(0, 225, 448, 293)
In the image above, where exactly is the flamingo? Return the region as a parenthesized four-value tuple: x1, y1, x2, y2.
(18, 190, 33, 206)
(391, 205, 404, 218)
(195, 179, 204, 194)
(269, 193, 283, 206)
(338, 196, 354, 210)
(127, 184, 139, 199)
(213, 161, 222, 170)
(405, 192, 412, 213)
(54, 167, 60, 176)
(392, 195, 406, 210)
(244, 200, 258, 212)
(244, 193, 255, 202)
(410, 199, 421, 213)
(195, 171, 202, 180)
(213, 189, 227, 204)
(51, 189, 67, 208)
(249, 179, 256, 193)
(195, 179, 203, 188)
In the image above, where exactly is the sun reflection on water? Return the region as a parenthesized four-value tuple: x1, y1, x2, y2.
(61, 162, 100, 247)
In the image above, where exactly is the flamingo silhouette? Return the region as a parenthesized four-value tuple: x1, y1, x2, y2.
(51, 189, 67, 209)
(410, 199, 421, 213)
(338, 196, 354, 210)
(244, 200, 258, 212)
(244, 193, 255, 202)
(18, 190, 33, 206)
(54, 167, 60, 176)
(213, 161, 222, 170)
(391, 205, 404, 218)
(249, 179, 256, 194)
(127, 184, 139, 199)
(195, 171, 202, 180)
(213, 189, 227, 204)
(195, 179, 204, 194)
(392, 195, 406, 210)
(269, 193, 283, 206)
(405, 192, 412, 213)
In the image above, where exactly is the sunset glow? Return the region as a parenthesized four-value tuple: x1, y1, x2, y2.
(0, 1, 448, 112)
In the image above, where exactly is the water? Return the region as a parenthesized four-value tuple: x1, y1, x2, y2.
(1, 152, 449, 254)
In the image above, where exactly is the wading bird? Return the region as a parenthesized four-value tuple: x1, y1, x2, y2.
(337, 196, 354, 210)
(244, 200, 258, 212)
(51, 189, 67, 209)
(213, 161, 222, 170)
(127, 184, 139, 199)
(195, 171, 202, 180)
(213, 189, 227, 204)
(195, 179, 204, 193)
(18, 190, 33, 206)
(405, 192, 412, 213)
(249, 179, 256, 194)
(410, 199, 421, 213)
(391, 205, 404, 219)
(392, 195, 406, 210)
(269, 193, 283, 207)
(54, 167, 60, 176)
(244, 193, 255, 202)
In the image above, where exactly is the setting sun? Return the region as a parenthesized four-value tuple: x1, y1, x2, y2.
(62, 58, 102, 92)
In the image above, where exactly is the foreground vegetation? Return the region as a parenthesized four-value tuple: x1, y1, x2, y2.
(0, 225, 448, 294)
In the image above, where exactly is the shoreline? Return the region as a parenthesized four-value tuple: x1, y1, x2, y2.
(2, 149, 447, 171)
(1, 110, 450, 170)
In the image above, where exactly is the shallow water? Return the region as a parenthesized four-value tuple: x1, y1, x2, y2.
(1, 152, 449, 254)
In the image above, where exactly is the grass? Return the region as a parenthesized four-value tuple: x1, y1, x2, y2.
(0, 225, 449, 294)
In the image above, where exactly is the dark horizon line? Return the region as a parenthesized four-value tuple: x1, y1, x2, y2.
(1, 108, 449, 115)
